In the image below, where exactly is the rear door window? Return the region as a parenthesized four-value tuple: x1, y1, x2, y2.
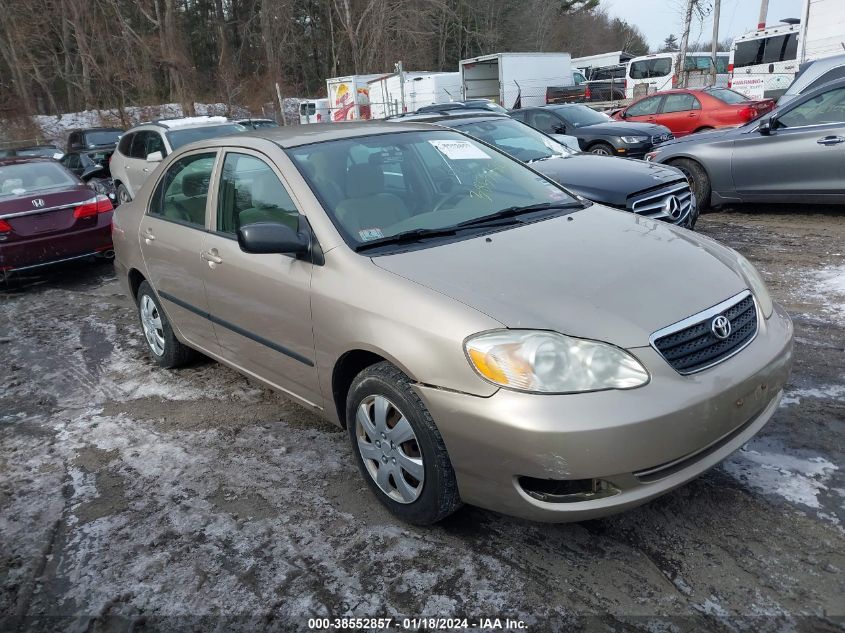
(118, 133, 134, 156)
(149, 152, 216, 227)
(129, 132, 149, 159)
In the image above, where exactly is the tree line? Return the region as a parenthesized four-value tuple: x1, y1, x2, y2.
(0, 0, 648, 119)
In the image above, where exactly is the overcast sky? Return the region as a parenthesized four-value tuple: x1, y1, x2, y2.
(601, 0, 804, 51)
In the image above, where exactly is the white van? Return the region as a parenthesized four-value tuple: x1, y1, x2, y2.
(299, 99, 330, 124)
(626, 52, 730, 98)
(729, 22, 800, 99)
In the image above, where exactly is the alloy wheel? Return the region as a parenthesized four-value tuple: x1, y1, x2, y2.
(355, 395, 424, 504)
(140, 294, 165, 356)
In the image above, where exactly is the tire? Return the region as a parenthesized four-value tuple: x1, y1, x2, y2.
(670, 158, 712, 213)
(694, 126, 714, 133)
(116, 182, 132, 206)
(136, 281, 195, 368)
(346, 362, 461, 525)
(589, 142, 615, 156)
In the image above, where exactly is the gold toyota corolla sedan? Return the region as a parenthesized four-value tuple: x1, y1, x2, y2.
(112, 122, 793, 525)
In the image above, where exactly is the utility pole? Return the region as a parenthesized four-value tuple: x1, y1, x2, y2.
(710, 0, 721, 86)
(677, 0, 696, 89)
(395, 61, 406, 114)
(275, 82, 287, 126)
(758, 0, 769, 29)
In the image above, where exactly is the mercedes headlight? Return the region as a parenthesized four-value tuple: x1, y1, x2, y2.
(620, 135, 648, 144)
(736, 255, 773, 318)
(465, 330, 649, 393)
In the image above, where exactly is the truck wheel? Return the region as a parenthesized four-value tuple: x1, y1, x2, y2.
(347, 361, 462, 525)
(589, 142, 615, 156)
(671, 158, 712, 212)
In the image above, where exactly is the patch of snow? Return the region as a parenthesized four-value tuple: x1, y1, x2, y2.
(696, 597, 728, 617)
(722, 442, 838, 509)
(808, 264, 845, 324)
(157, 115, 229, 128)
(780, 383, 845, 407)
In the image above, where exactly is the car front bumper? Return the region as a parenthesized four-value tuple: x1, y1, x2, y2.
(414, 303, 793, 522)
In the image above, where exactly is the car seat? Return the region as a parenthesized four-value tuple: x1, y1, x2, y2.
(238, 169, 298, 230)
(334, 162, 409, 235)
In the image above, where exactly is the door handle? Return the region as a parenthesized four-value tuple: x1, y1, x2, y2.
(143, 227, 155, 243)
(687, 112, 697, 117)
(201, 250, 223, 265)
(817, 136, 845, 146)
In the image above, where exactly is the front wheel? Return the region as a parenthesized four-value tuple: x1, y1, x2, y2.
(589, 142, 615, 156)
(670, 158, 712, 213)
(347, 362, 461, 525)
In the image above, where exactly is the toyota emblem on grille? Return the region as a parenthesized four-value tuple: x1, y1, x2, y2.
(31, 198, 45, 208)
(663, 195, 681, 219)
(711, 315, 732, 340)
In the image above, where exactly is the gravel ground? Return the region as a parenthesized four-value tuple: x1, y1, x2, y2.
(1, 208, 843, 633)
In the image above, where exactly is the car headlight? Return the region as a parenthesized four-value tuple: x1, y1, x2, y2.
(465, 330, 649, 393)
(620, 135, 648, 144)
(644, 151, 659, 162)
(736, 255, 774, 318)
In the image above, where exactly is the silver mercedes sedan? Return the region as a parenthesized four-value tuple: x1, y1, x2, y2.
(112, 121, 793, 525)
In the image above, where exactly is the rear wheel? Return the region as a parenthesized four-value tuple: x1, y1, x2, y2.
(136, 281, 195, 368)
(116, 183, 131, 206)
(589, 142, 615, 156)
(347, 362, 461, 525)
(670, 158, 712, 212)
(694, 126, 714, 133)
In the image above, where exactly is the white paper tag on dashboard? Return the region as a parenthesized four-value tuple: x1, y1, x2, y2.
(428, 140, 491, 160)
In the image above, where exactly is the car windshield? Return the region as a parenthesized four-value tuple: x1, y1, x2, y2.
(556, 106, 612, 128)
(166, 124, 246, 149)
(85, 130, 122, 146)
(453, 119, 575, 163)
(0, 162, 76, 198)
(287, 130, 580, 251)
(477, 102, 508, 114)
(708, 89, 750, 104)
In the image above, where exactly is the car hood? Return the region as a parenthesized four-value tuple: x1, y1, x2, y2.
(531, 155, 684, 207)
(372, 206, 748, 348)
(579, 121, 670, 136)
(655, 126, 738, 150)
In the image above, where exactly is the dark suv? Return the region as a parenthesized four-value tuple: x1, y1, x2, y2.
(66, 127, 124, 153)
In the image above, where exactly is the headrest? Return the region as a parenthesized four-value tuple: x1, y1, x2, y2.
(346, 163, 383, 198)
(182, 170, 209, 198)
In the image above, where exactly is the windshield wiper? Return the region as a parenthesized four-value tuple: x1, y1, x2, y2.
(453, 201, 583, 229)
(354, 227, 459, 252)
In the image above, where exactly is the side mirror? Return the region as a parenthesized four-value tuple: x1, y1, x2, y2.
(146, 151, 163, 163)
(238, 221, 310, 256)
(758, 117, 774, 135)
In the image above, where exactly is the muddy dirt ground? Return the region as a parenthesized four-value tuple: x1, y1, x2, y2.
(1, 208, 843, 633)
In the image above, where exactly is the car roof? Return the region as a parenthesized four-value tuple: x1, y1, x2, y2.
(193, 121, 454, 149)
(75, 126, 123, 132)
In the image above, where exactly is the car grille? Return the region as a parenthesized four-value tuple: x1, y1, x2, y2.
(626, 181, 694, 224)
(651, 132, 674, 144)
(651, 292, 758, 374)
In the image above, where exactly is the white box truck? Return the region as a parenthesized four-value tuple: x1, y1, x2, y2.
(460, 52, 573, 109)
(325, 75, 382, 121)
(368, 72, 462, 118)
(798, 0, 845, 62)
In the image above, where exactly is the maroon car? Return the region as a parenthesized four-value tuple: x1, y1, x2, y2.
(0, 157, 113, 278)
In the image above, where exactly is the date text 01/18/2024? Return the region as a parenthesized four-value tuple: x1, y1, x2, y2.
(307, 617, 528, 630)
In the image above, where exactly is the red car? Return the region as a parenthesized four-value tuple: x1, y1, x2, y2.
(0, 157, 113, 279)
(613, 88, 776, 137)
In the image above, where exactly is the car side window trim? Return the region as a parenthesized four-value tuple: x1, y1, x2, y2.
(145, 148, 221, 231)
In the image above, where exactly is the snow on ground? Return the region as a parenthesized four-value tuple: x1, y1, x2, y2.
(722, 438, 840, 512)
(808, 263, 845, 324)
(780, 383, 845, 407)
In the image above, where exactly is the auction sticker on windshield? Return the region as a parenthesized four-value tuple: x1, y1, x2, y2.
(429, 140, 491, 160)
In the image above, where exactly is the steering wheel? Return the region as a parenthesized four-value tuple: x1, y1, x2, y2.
(432, 189, 470, 213)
